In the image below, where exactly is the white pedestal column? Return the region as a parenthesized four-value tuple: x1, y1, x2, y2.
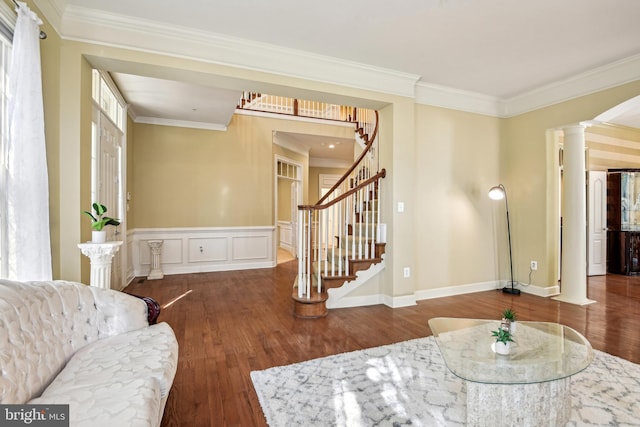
(466, 377, 571, 427)
(77, 241, 123, 289)
(147, 239, 164, 280)
(553, 124, 596, 306)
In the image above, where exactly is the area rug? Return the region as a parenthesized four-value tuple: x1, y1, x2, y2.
(250, 336, 640, 426)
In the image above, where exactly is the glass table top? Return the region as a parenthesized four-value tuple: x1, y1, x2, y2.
(428, 317, 594, 384)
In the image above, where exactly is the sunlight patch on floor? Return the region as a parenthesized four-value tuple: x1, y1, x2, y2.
(162, 289, 193, 309)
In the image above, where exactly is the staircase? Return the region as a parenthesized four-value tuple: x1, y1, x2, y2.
(293, 110, 386, 318)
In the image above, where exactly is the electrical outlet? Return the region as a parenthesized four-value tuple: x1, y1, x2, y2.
(530, 261, 538, 271)
(403, 267, 411, 278)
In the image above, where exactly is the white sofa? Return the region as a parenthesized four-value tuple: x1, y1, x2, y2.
(0, 279, 179, 426)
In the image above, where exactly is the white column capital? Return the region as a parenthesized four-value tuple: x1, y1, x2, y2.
(78, 241, 123, 289)
(78, 241, 123, 263)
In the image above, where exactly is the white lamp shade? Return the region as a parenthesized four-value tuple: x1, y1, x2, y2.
(488, 185, 505, 200)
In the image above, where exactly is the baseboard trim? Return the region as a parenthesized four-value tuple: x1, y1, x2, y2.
(415, 280, 501, 300)
(329, 280, 561, 310)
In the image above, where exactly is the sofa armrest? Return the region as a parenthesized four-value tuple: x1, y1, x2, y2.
(131, 295, 161, 325)
(88, 287, 149, 337)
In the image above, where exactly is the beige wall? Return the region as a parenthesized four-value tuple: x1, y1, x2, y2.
(131, 116, 273, 227)
(130, 115, 353, 228)
(414, 105, 502, 290)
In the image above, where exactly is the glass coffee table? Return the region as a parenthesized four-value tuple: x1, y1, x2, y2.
(428, 317, 594, 427)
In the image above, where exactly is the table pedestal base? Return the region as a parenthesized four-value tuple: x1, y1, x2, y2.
(466, 378, 571, 427)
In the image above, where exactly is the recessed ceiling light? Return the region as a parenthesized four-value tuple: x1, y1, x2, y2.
(328, 144, 335, 149)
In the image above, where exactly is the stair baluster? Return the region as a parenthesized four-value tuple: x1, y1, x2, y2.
(293, 111, 386, 318)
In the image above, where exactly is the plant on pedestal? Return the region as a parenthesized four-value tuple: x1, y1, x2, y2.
(83, 202, 120, 243)
(501, 307, 518, 333)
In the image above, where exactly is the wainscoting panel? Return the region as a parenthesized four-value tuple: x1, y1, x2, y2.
(232, 235, 269, 260)
(278, 221, 293, 252)
(130, 226, 276, 277)
(188, 237, 228, 263)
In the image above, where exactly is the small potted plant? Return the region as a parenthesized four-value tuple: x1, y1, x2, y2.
(491, 328, 514, 355)
(501, 307, 518, 333)
(83, 202, 120, 243)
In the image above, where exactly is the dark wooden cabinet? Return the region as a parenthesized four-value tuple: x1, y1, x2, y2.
(608, 230, 640, 275)
(607, 170, 640, 275)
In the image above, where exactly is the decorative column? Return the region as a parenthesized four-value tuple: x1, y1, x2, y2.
(77, 241, 123, 289)
(553, 124, 596, 305)
(147, 240, 164, 280)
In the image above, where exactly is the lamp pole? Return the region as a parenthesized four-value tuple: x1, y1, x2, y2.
(489, 184, 520, 295)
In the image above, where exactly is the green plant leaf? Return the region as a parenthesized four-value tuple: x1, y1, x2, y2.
(83, 211, 97, 222)
(84, 203, 119, 231)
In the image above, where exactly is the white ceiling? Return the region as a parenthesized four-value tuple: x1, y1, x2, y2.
(110, 73, 240, 130)
(36, 0, 640, 144)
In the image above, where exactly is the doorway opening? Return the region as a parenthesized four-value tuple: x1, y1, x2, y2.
(275, 156, 302, 264)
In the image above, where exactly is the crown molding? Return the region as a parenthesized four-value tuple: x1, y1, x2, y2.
(415, 82, 506, 117)
(49, 4, 420, 98)
(504, 54, 640, 118)
(126, 104, 137, 122)
(33, 0, 64, 32)
(416, 54, 640, 118)
(135, 116, 227, 132)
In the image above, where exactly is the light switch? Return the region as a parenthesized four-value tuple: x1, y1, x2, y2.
(397, 202, 405, 213)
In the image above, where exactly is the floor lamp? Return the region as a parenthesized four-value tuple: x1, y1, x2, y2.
(489, 184, 521, 295)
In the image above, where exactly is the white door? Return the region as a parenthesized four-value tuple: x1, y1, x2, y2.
(588, 171, 607, 276)
(98, 111, 125, 288)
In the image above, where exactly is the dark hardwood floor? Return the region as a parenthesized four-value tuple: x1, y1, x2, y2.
(124, 262, 640, 427)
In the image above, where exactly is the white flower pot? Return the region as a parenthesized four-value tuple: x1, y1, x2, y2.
(509, 321, 517, 334)
(92, 230, 106, 243)
(492, 341, 510, 355)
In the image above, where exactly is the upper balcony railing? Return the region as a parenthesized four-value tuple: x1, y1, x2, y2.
(237, 92, 359, 122)
(237, 92, 377, 162)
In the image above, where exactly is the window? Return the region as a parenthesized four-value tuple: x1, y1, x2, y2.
(0, 25, 11, 278)
(92, 69, 123, 130)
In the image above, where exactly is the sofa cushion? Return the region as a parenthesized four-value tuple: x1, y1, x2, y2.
(38, 322, 178, 400)
(0, 280, 101, 403)
(0, 280, 155, 404)
(30, 376, 163, 427)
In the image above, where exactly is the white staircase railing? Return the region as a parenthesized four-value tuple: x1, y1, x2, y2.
(296, 111, 385, 300)
(237, 92, 363, 123)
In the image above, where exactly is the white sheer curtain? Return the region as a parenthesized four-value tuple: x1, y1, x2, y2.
(6, 2, 51, 280)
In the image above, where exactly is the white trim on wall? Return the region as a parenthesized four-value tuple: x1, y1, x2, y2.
(129, 226, 276, 277)
(329, 279, 560, 310)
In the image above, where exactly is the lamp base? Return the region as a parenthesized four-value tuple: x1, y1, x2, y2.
(502, 287, 521, 295)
